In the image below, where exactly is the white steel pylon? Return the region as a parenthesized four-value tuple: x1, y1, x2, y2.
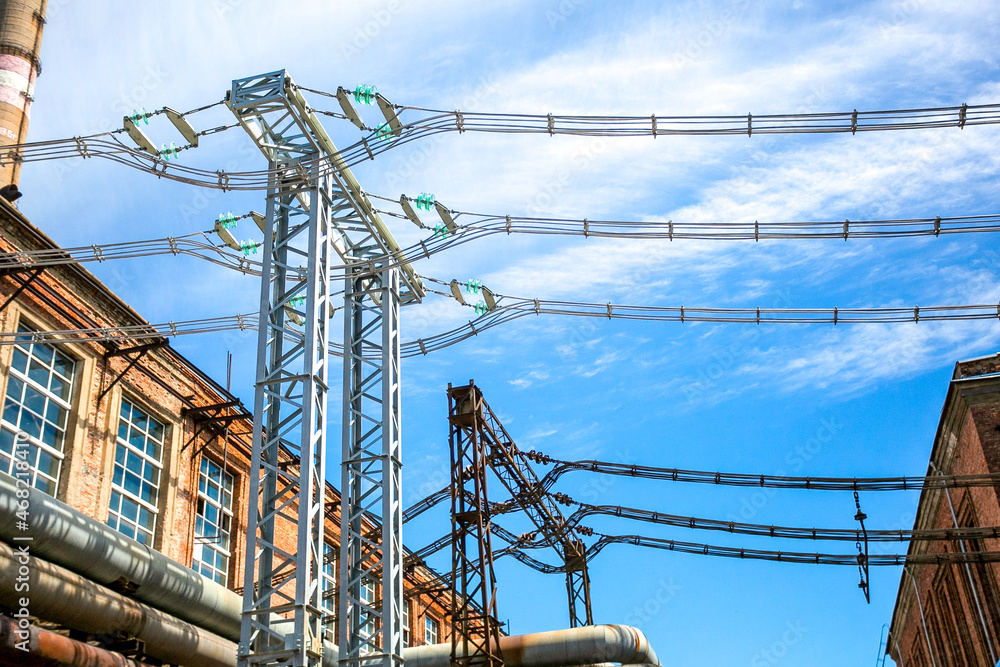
(229, 70, 422, 667)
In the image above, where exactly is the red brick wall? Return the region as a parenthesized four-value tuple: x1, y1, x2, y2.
(889, 367, 1000, 666)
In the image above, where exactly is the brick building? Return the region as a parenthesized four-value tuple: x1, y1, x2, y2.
(887, 354, 1000, 665)
(0, 196, 454, 653)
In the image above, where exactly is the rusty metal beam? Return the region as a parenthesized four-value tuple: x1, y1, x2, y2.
(447, 382, 503, 667)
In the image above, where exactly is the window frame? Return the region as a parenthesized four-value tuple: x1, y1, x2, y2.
(106, 397, 167, 545)
(424, 615, 439, 645)
(0, 323, 77, 496)
(192, 456, 235, 585)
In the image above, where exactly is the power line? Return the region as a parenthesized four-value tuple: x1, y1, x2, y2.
(489, 533, 1000, 573)
(4, 97, 999, 193)
(0, 313, 255, 346)
(520, 451, 1000, 491)
(537, 499, 1000, 544)
(374, 206, 1000, 242)
(0, 232, 260, 274)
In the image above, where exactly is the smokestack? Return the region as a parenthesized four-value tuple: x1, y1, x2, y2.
(0, 0, 47, 194)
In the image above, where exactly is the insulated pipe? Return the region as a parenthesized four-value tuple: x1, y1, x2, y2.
(0, 473, 241, 640)
(0, 0, 47, 187)
(405, 626, 661, 667)
(0, 477, 663, 667)
(0, 542, 235, 667)
(0, 613, 156, 667)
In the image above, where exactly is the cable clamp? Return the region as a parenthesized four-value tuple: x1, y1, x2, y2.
(668, 220, 673, 241)
(534, 299, 540, 314)
(362, 137, 374, 161)
(754, 219, 759, 242)
(934, 215, 941, 237)
(851, 109, 858, 135)
(680, 306, 684, 323)
(420, 240, 429, 259)
(418, 339, 427, 355)
(651, 114, 657, 138)
(93, 244, 105, 262)
(455, 111, 464, 133)
(959, 103, 967, 129)
(169, 321, 178, 336)
(914, 305, 920, 323)
(583, 218, 589, 238)
(606, 303, 612, 319)
(75, 136, 90, 158)
(833, 307, 838, 325)
(747, 112, 752, 136)
(843, 219, 849, 241)
(168, 237, 178, 255)
(756, 307, 760, 325)
(547, 113, 555, 136)
(506, 215, 512, 234)
(237, 314, 245, 330)
(217, 170, 230, 191)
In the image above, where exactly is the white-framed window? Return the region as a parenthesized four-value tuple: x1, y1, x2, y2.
(107, 398, 165, 545)
(322, 542, 337, 637)
(424, 616, 439, 645)
(0, 325, 75, 495)
(402, 599, 410, 648)
(192, 457, 234, 585)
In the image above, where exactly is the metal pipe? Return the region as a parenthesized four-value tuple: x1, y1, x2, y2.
(0, 473, 241, 640)
(928, 461, 997, 664)
(0, 613, 156, 667)
(904, 567, 936, 667)
(0, 542, 235, 667)
(0, 476, 662, 667)
(406, 625, 660, 667)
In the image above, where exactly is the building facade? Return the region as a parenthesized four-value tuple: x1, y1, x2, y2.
(0, 197, 452, 654)
(887, 354, 1000, 666)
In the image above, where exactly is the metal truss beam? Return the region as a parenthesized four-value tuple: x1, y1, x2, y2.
(460, 383, 594, 628)
(339, 265, 403, 667)
(231, 70, 419, 667)
(447, 383, 503, 667)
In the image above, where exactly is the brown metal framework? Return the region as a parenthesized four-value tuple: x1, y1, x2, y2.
(459, 382, 595, 628)
(447, 382, 503, 667)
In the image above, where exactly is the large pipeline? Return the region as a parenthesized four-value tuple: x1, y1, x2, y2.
(0, 475, 662, 667)
(0, 542, 235, 667)
(0, 473, 241, 640)
(406, 626, 661, 667)
(0, 613, 156, 667)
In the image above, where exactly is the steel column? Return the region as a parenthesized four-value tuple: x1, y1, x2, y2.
(339, 266, 403, 667)
(447, 383, 503, 667)
(230, 70, 420, 667)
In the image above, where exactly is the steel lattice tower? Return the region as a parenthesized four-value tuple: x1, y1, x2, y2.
(447, 382, 504, 667)
(230, 71, 422, 667)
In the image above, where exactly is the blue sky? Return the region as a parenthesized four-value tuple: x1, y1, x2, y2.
(15, 1, 1000, 664)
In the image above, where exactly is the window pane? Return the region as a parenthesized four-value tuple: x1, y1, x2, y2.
(109, 400, 163, 543)
(27, 359, 48, 386)
(11, 349, 27, 374)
